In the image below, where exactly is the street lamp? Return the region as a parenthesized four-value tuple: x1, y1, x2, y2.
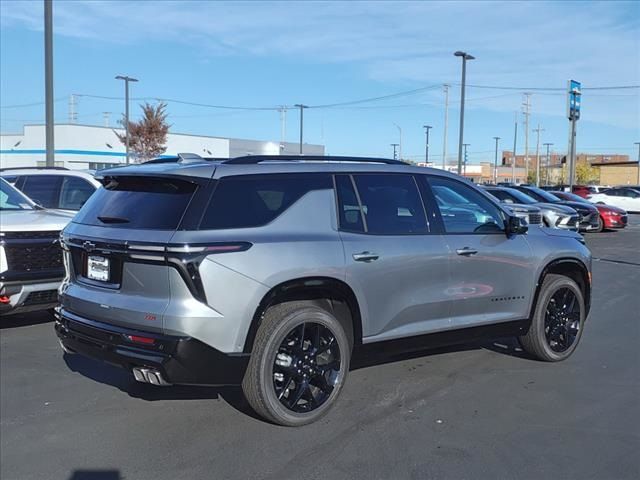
(423, 125, 432, 164)
(493, 137, 501, 184)
(294, 104, 308, 154)
(454, 51, 475, 175)
(115, 75, 138, 164)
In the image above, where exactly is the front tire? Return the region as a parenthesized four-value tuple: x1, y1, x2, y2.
(594, 215, 604, 233)
(519, 274, 586, 362)
(242, 302, 350, 426)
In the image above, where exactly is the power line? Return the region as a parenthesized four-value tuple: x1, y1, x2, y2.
(307, 85, 442, 109)
(0, 97, 67, 109)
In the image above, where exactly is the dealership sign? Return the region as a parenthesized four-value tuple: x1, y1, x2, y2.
(567, 80, 581, 120)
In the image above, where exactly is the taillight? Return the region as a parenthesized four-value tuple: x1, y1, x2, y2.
(124, 334, 155, 345)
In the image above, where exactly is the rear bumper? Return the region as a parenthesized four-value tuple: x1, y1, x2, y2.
(55, 308, 249, 386)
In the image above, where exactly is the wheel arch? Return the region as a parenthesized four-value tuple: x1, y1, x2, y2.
(530, 258, 591, 320)
(243, 276, 363, 354)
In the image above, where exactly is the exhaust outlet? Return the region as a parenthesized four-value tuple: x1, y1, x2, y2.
(132, 367, 171, 386)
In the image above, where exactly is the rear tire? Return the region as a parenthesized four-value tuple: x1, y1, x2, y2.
(242, 301, 350, 426)
(519, 274, 586, 362)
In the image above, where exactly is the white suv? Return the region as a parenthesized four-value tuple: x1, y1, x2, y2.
(0, 168, 100, 212)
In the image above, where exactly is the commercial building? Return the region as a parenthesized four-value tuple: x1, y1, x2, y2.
(0, 124, 325, 170)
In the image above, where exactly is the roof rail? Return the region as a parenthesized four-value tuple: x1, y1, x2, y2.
(0, 166, 69, 172)
(223, 155, 407, 165)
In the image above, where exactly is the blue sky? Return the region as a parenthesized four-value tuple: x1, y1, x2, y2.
(1, 0, 639, 163)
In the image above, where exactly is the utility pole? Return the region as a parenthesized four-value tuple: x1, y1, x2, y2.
(543, 143, 553, 186)
(294, 104, 307, 154)
(393, 123, 402, 161)
(635, 142, 640, 184)
(522, 93, 531, 181)
(423, 125, 432, 164)
(493, 137, 500, 184)
(454, 51, 475, 175)
(103, 112, 111, 127)
(44, 0, 54, 167)
(390, 143, 399, 160)
(463, 143, 470, 177)
(442, 84, 449, 169)
(115, 75, 138, 164)
(279, 106, 287, 153)
(68, 94, 77, 123)
(533, 124, 544, 186)
(512, 112, 518, 184)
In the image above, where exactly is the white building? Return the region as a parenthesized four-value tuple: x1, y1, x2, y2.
(0, 124, 325, 170)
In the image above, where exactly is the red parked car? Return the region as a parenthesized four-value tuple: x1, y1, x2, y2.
(551, 191, 627, 232)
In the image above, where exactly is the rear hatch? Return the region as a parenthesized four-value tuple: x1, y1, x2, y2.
(60, 170, 213, 332)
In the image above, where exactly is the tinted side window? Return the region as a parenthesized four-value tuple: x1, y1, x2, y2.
(20, 175, 62, 208)
(352, 174, 427, 235)
(59, 176, 96, 210)
(427, 177, 504, 234)
(200, 174, 332, 230)
(335, 175, 364, 233)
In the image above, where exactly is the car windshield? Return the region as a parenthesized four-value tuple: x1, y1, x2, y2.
(552, 191, 589, 204)
(521, 186, 561, 203)
(0, 177, 35, 211)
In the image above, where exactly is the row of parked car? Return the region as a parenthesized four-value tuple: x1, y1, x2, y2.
(0, 158, 636, 425)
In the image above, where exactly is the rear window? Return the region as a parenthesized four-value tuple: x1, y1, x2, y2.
(199, 174, 332, 230)
(73, 176, 197, 230)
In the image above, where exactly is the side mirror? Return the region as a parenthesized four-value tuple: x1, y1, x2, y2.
(506, 215, 528, 235)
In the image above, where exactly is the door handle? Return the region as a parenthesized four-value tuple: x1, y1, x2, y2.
(456, 247, 478, 256)
(353, 251, 380, 262)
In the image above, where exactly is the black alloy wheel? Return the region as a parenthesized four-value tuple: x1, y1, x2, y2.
(544, 287, 581, 352)
(273, 322, 341, 413)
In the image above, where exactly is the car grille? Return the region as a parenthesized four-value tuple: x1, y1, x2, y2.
(528, 213, 542, 225)
(2, 231, 63, 273)
(23, 289, 59, 306)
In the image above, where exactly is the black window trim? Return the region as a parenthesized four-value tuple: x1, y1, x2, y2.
(423, 174, 508, 236)
(334, 172, 433, 236)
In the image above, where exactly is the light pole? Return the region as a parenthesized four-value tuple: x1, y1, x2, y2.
(44, 0, 54, 167)
(543, 143, 553, 186)
(423, 125, 432, 164)
(454, 51, 475, 175)
(294, 104, 308, 154)
(533, 124, 545, 186)
(390, 143, 399, 160)
(115, 75, 138, 164)
(493, 137, 500, 184)
(512, 112, 518, 184)
(393, 123, 402, 161)
(442, 84, 449, 170)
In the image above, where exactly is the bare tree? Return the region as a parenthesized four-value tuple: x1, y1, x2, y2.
(116, 102, 169, 162)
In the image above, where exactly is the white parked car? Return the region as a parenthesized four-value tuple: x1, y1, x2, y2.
(0, 167, 100, 213)
(588, 187, 640, 213)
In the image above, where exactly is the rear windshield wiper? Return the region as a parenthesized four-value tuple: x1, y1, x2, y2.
(97, 215, 130, 224)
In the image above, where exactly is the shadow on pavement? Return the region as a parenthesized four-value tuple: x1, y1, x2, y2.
(0, 310, 54, 329)
(63, 353, 262, 421)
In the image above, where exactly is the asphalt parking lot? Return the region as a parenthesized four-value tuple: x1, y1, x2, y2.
(2, 218, 639, 480)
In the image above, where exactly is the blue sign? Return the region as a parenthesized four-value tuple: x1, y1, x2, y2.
(568, 80, 582, 120)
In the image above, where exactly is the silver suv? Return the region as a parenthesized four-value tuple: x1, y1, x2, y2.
(56, 156, 592, 426)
